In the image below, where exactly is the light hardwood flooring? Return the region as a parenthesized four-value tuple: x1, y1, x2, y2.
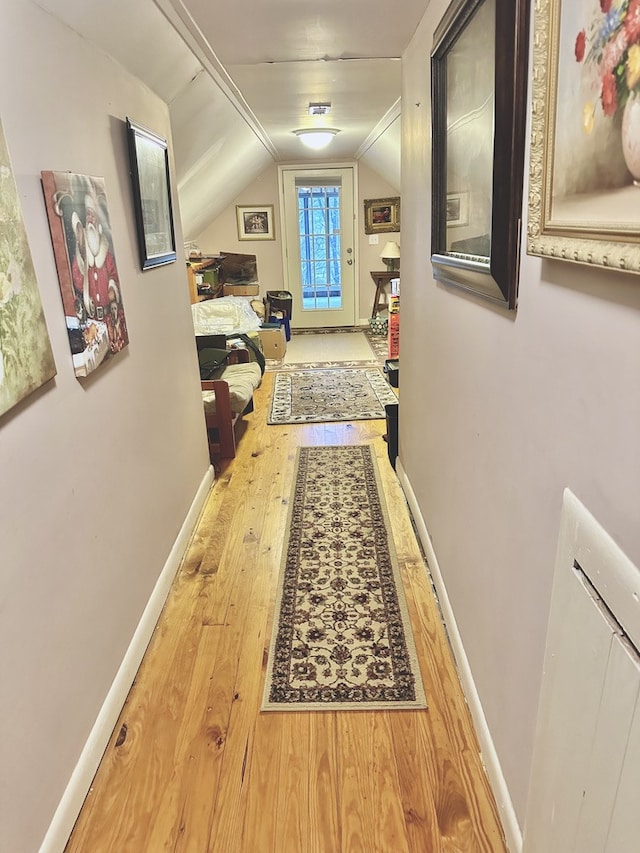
(66, 368, 507, 852)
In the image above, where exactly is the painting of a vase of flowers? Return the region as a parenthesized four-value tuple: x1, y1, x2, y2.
(621, 91, 640, 182)
(527, 0, 640, 272)
(538, 0, 639, 234)
(574, 0, 640, 185)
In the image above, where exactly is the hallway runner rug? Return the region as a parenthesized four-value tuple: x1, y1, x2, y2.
(267, 368, 397, 424)
(262, 445, 427, 711)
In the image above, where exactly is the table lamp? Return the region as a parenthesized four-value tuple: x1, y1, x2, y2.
(380, 241, 400, 271)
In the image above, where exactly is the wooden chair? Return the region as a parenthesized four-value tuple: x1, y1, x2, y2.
(200, 349, 262, 459)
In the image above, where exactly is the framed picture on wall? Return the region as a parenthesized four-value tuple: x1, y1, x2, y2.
(42, 170, 129, 377)
(126, 117, 177, 270)
(446, 191, 469, 227)
(364, 197, 400, 234)
(236, 205, 276, 241)
(0, 119, 56, 415)
(527, 0, 640, 274)
(430, 0, 531, 309)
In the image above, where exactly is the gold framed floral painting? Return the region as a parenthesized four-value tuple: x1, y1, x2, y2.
(528, 0, 640, 273)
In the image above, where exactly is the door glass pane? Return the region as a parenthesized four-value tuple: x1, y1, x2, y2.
(296, 185, 342, 311)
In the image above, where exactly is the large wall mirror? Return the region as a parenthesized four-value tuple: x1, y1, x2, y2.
(430, 0, 530, 309)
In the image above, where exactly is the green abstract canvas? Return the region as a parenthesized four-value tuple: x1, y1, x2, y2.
(0, 119, 56, 418)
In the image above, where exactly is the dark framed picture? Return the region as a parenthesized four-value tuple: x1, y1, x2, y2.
(446, 191, 469, 227)
(527, 0, 640, 274)
(364, 197, 400, 234)
(431, 0, 530, 309)
(236, 205, 275, 241)
(126, 117, 176, 270)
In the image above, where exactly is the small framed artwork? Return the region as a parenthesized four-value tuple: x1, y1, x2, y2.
(126, 117, 177, 270)
(527, 0, 640, 273)
(431, 0, 531, 310)
(364, 197, 400, 234)
(446, 191, 469, 227)
(236, 205, 276, 241)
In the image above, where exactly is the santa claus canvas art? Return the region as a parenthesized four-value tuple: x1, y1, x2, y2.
(42, 171, 129, 378)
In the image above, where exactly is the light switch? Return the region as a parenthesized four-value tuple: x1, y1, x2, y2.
(368, 235, 379, 245)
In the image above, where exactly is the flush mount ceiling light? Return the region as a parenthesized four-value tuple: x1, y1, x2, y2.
(293, 128, 339, 150)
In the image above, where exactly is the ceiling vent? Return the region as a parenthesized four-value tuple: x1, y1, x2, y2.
(308, 103, 331, 116)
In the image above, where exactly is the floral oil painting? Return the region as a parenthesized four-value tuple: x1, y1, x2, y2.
(528, 0, 640, 271)
(42, 171, 128, 378)
(0, 119, 56, 419)
(549, 0, 640, 229)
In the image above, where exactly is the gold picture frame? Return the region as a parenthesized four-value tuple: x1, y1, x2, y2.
(364, 197, 400, 234)
(527, 0, 640, 273)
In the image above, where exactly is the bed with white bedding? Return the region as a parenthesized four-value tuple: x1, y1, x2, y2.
(191, 295, 264, 338)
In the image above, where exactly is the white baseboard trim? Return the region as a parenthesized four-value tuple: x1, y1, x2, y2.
(396, 459, 523, 853)
(39, 465, 215, 853)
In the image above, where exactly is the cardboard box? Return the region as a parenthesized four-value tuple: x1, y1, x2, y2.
(259, 326, 287, 360)
(222, 284, 260, 297)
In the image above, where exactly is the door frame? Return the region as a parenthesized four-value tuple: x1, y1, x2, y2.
(277, 162, 360, 329)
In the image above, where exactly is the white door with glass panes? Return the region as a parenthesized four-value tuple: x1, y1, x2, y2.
(280, 166, 356, 328)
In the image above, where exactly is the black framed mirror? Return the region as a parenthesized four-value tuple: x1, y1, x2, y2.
(430, 0, 530, 309)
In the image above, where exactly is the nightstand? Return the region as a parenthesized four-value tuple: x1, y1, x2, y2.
(369, 270, 398, 318)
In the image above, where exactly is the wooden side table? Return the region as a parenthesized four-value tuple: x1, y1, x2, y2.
(369, 270, 398, 318)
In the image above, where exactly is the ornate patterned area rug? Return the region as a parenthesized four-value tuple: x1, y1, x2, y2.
(262, 446, 426, 711)
(296, 326, 389, 365)
(264, 327, 387, 371)
(266, 358, 380, 372)
(364, 328, 389, 363)
(268, 368, 397, 424)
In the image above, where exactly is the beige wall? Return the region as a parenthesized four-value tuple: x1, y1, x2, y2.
(195, 165, 284, 295)
(0, 3, 210, 850)
(196, 160, 400, 323)
(357, 164, 401, 321)
(401, 0, 640, 836)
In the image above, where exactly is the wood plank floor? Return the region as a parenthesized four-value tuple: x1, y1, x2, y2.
(66, 369, 507, 852)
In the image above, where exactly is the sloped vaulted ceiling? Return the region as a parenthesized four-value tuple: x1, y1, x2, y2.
(34, 0, 413, 239)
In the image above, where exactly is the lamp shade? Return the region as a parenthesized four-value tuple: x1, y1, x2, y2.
(380, 241, 400, 260)
(293, 128, 339, 150)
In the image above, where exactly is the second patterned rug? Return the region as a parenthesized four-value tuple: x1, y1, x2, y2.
(268, 367, 397, 425)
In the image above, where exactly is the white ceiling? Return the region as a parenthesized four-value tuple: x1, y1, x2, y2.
(35, 0, 429, 238)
